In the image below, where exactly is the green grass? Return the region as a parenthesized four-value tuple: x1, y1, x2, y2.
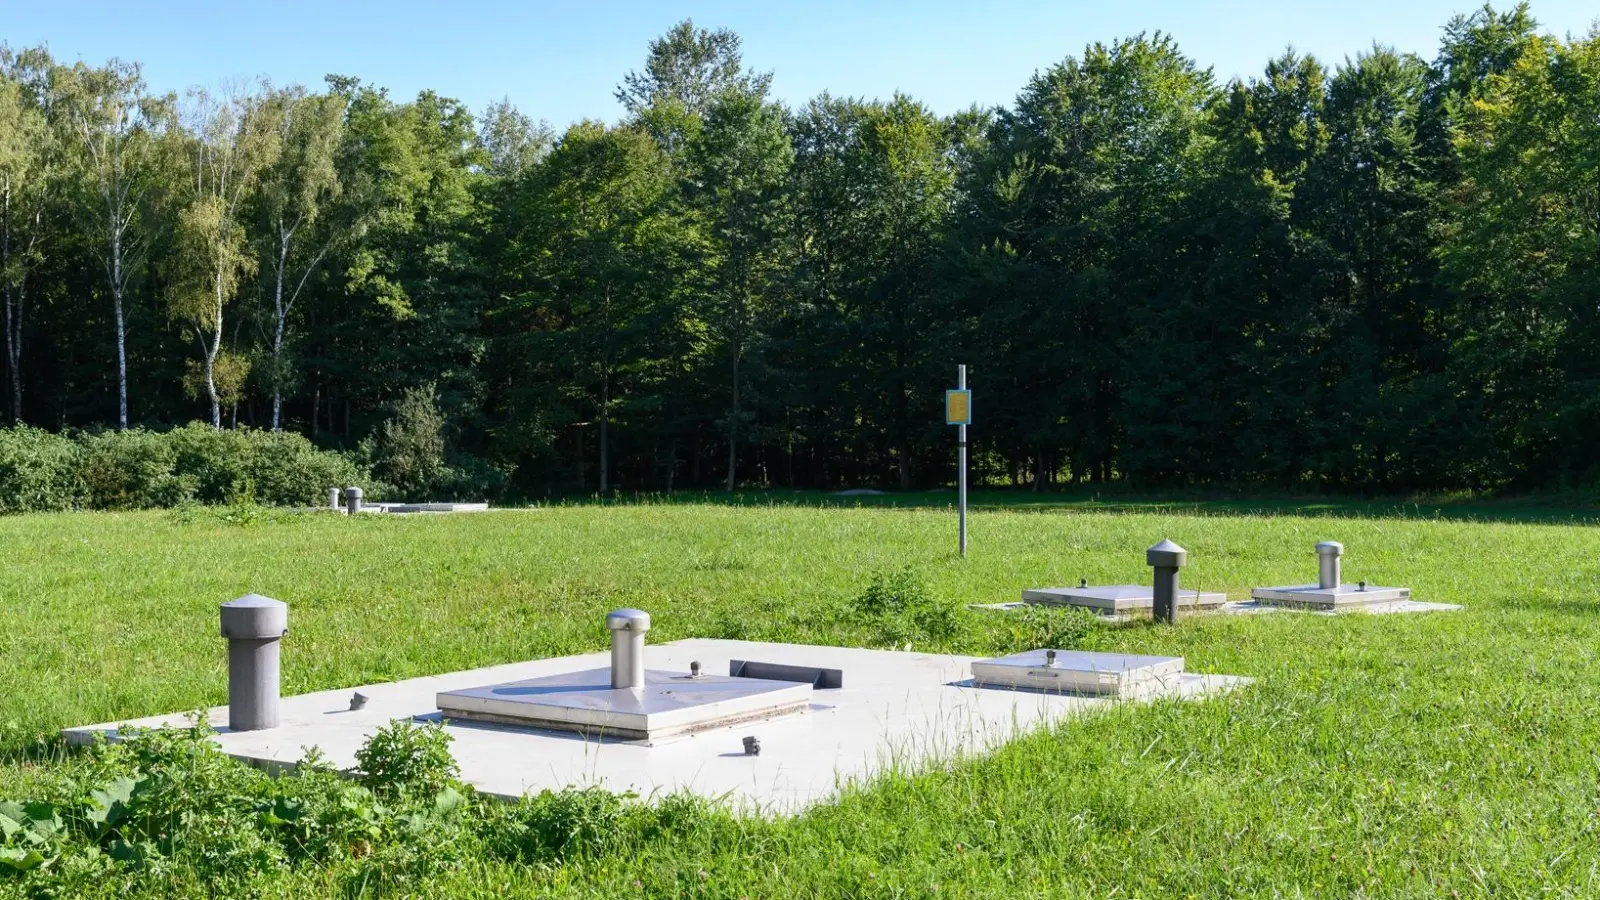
(2, 499, 1599, 897)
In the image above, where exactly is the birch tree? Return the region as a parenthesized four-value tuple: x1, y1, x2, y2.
(169, 85, 280, 428)
(257, 87, 346, 430)
(52, 59, 164, 429)
(0, 54, 51, 423)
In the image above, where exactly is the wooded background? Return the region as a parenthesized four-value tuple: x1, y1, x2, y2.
(2, 4, 1596, 497)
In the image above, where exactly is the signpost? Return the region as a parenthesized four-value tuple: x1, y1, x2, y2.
(946, 366, 971, 556)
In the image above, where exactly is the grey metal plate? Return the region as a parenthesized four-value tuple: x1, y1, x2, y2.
(970, 649, 1185, 697)
(436, 668, 812, 740)
(1022, 584, 1228, 612)
(1249, 584, 1411, 610)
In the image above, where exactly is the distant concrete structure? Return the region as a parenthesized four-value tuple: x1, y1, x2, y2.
(1021, 539, 1224, 620)
(1251, 541, 1412, 610)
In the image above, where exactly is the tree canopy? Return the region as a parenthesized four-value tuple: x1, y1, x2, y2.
(2, 6, 1597, 497)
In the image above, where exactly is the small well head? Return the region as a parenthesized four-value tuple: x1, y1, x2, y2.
(606, 608, 651, 633)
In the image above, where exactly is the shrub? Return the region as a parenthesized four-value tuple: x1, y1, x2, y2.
(374, 384, 447, 500)
(354, 721, 460, 800)
(0, 426, 85, 513)
(851, 566, 969, 648)
(78, 429, 189, 509)
(239, 430, 367, 506)
(165, 423, 254, 504)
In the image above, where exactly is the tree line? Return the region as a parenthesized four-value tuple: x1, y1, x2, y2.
(1, 4, 1597, 498)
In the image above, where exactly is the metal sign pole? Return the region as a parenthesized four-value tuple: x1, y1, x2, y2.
(958, 364, 967, 557)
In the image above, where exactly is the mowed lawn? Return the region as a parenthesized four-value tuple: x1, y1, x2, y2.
(2, 499, 1599, 897)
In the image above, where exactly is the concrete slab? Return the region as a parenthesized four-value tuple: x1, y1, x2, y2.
(1220, 599, 1461, 616)
(64, 639, 1246, 814)
(970, 650, 1185, 698)
(974, 599, 1461, 620)
(369, 502, 490, 514)
(1023, 584, 1228, 615)
(1249, 583, 1410, 610)
(435, 667, 813, 741)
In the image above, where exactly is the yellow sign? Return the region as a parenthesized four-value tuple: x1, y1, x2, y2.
(946, 390, 971, 425)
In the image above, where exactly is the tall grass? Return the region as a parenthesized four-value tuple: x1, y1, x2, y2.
(1, 502, 1597, 896)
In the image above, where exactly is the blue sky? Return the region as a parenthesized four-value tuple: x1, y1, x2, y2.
(8, 1, 1597, 129)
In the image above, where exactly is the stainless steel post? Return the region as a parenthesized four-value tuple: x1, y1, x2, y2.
(1146, 539, 1189, 625)
(344, 486, 363, 515)
(1316, 541, 1343, 590)
(219, 594, 288, 731)
(328, 487, 341, 511)
(606, 608, 651, 689)
(958, 365, 968, 558)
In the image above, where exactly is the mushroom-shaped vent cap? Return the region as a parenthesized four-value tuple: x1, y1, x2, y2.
(606, 608, 651, 632)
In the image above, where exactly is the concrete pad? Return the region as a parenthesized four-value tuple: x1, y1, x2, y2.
(970, 650, 1184, 698)
(1220, 599, 1461, 616)
(1249, 583, 1410, 610)
(435, 667, 813, 741)
(974, 599, 1461, 620)
(1023, 584, 1228, 616)
(64, 639, 1246, 814)
(369, 502, 490, 514)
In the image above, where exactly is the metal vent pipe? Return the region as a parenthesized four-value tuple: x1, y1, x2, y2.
(607, 609, 650, 689)
(1316, 541, 1343, 590)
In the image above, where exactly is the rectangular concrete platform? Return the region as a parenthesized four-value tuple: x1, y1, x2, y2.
(1023, 584, 1227, 616)
(436, 667, 812, 741)
(970, 650, 1184, 698)
(64, 639, 1246, 814)
(975, 598, 1461, 619)
(1249, 584, 1410, 610)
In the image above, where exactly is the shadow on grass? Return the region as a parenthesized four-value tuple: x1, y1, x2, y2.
(531, 488, 1600, 526)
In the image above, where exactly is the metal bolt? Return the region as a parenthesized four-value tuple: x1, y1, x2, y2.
(1358, 580, 1367, 592)
(220, 594, 288, 732)
(1146, 539, 1189, 625)
(344, 486, 364, 515)
(1316, 541, 1343, 590)
(1044, 649, 1057, 668)
(690, 660, 702, 678)
(606, 609, 651, 689)
(1079, 577, 1088, 589)
(742, 735, 761, 756)
(349, 692, 368, 711)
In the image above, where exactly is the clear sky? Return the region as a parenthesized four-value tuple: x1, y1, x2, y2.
(8, 1, 1597, 129)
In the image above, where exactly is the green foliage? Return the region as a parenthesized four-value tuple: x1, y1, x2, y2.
(851, 565, 968, 648)
(77, 429, 189, 509)
(353, 720, 460, 800)
(0, 423, 368, 514)
(0, 426, 84, 513)
(373, 383, 447, 498)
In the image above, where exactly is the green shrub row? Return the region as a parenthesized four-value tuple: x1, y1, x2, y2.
(0, 424, 373, 514)
(0, 719, 730, 896)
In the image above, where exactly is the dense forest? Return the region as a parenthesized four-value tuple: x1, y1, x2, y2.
(0, 4, 1597, 498)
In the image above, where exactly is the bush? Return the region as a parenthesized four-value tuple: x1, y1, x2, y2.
(78, 429, 189, 509)
(0, 423, 375, 514)
(374, 384, 447, 500)
(0, 426, 85, 513)
(239, 430, 367, 507)
(354, 721, 460, 800)
(850, 566, 969, 648)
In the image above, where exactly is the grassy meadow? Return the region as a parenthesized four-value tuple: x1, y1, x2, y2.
(1, 496, 1598, 897)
